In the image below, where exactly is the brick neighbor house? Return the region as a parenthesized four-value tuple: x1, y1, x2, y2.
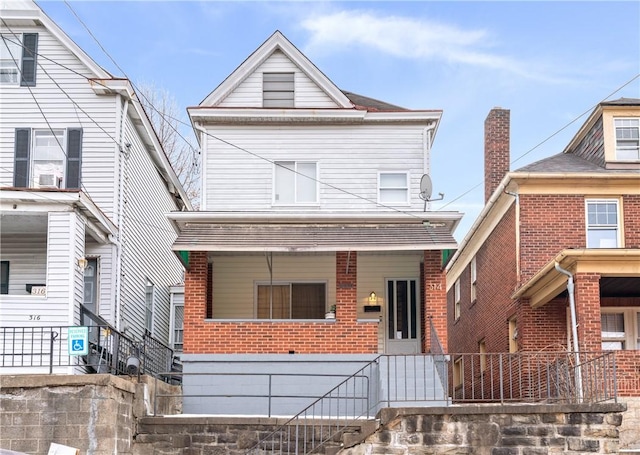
(168, 31, 462, 415)
(445, 100, 640, 397)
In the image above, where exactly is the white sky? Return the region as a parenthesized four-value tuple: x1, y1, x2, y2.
(38, 0, 640, 240)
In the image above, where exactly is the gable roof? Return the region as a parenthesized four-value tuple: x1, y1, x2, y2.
(342, 91, 407, 112)
(199, 30, 353, 108)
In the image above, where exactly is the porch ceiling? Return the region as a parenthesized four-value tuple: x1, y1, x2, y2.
(172, 223, 458, 252)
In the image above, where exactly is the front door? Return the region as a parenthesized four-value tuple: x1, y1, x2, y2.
(385, 278, 420, 354)
(83, 258, 99, 345)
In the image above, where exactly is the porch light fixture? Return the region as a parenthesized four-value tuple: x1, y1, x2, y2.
(77, 257, 89, 270)
(368, 291, 377, 304)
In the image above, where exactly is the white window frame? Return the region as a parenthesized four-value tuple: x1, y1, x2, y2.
(273, 161, 318, 205)
(170, 296, 184, 353)
(601, 308, 640, 351)
(585, 199, 621, 248)
(454, 279, 461, 320)
(453, 356, 464, 387)
(145, 279, 155, 334)
(470, 256, 477, 303)
(31, 129, 66, 189)
(0, 34, 21, 85)
(614, 118, 640, 161)
(378, 171, 410, 205)
(509, 317, 518, 353)
(263, 72, 294, 108)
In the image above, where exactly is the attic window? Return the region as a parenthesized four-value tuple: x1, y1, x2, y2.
(615, 118, 639, 160)
(263, 72, 294, 108)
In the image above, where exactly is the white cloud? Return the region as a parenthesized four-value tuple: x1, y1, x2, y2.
(300, 10, 573, 84)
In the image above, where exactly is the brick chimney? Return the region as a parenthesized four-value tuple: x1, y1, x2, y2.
(484, 108, 510, 203)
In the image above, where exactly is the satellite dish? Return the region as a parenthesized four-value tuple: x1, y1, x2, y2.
(419, 174, 444, 211)
(419, 174, 433, 201)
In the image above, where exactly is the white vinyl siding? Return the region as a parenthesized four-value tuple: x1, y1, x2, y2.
(0, 26, 117, 216)
(218, 50, 337, 108)
(614, 118, 640, 160)
(585, 199, 620, 248)
(211, 254, 336, 319)
(203, 124, 426, 211)
(0, 232, 47, 296)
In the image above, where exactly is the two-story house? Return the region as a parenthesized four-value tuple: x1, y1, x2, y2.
(169, 31, 462, 415)
(0, 0, 190, 374)
(446, 101, 640, 398)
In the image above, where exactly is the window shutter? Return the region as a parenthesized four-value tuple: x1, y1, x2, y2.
(20, 33, 37, 87)
(66, 128, 82, 189)
(13, 128, 31, 187)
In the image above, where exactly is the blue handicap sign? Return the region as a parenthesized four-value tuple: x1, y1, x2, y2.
(68, 326, 89, 356)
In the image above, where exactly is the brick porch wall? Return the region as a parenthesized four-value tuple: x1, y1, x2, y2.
(183, 251, 378, 354)
(424, 250, 447, 352)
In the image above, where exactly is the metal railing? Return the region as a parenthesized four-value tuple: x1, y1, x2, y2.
(450, 351, 617, 404)
(1, 308, 177, 381)
(428, 317, 448, 394)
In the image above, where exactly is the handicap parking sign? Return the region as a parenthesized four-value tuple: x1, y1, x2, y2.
(68, 326, 89, 356)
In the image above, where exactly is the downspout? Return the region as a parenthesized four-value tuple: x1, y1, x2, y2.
(194, 123, 207, 210)
(115, 96, 130, 332)
(422, 123, 436, 175)
(554, 262, 583, 402)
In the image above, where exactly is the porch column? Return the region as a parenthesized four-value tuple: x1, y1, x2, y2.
(184, 251, 208, 354)
(423, 250, 447, 352)
(335, 251, 357, 323)
(574, 272, 602, 352)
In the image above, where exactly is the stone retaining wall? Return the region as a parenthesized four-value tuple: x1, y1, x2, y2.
(0, 374, 180, 455)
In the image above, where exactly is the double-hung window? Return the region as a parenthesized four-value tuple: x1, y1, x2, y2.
(263, 72, 294, 108)
(145, 280, 155, 334)
(585, 199, 620, 248)
(274, 161, 317, 204)
(454, 279, 461, 320)
(13, 128, 82, 189)
(0, 33, 37, 86)
(379, 172, 409, 204)
(615, 118, 639, 161)
(470, 256, 477, 303)
(257, 282, 326, 320)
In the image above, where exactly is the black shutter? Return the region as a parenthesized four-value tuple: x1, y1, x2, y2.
(66, 128, 82, 189)
(20, 33, 37, 87)
(13, 128, 31, 187)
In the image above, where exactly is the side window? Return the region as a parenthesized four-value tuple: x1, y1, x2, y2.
(454, 279, 461, 320)
(145, 280, 155, 334)
(509, 317, 518, 353)
(470, 256, 477, 303)
(379, 172, 409, 204)
(1, 261, 9, 295)
(585, 199, 620, 248)
(274, 161, 318, 204)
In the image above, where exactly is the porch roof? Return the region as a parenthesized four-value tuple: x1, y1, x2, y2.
(172, 222, 458, 252)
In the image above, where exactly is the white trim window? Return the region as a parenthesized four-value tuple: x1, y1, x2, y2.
(454, 279, 461, 320)
(378, 172, 409, 204)
(585, 199, 620, 248)
(263, 72, 294, 108)
(145, 279, 155, 334)
(470, 256, 477, 303)
(274, 161, 318, 204)
(615, 118, 640, 161)
(601, 309, 640, 350)
(0, 33, 37, 86)
(171, 299, 184, 353)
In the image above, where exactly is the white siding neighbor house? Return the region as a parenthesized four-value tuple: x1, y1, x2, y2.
(0, 0, 190, 375)
(169, 31, 462, 415)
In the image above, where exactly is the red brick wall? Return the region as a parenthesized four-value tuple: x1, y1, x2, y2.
(484, 108, 510, 203)
(182, 251, 378, 354)
(574, 272, 602, 352)
(624, 195, 640, 248)
(518, 297, 568, 351)
(616, 351, 640, 397)
(423, 250, 447, 352)
(448, 206, 517, 354)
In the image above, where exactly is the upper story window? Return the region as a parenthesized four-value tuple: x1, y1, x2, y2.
(263, 72, 294, 108)
(585, 199, 620, 248)
(274, 161, 318, 204)
(1, 261, 9, 295)
(13, 128, 82, 189)
(1, 33, 37, 86)
(257, 282, 326, 319)
(470, 256, 477, 303)
(379, 172, 409, 204)
(454, 278, 461, 320)
(145, 280, 155, 334)
(615, 118, 639, 161)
